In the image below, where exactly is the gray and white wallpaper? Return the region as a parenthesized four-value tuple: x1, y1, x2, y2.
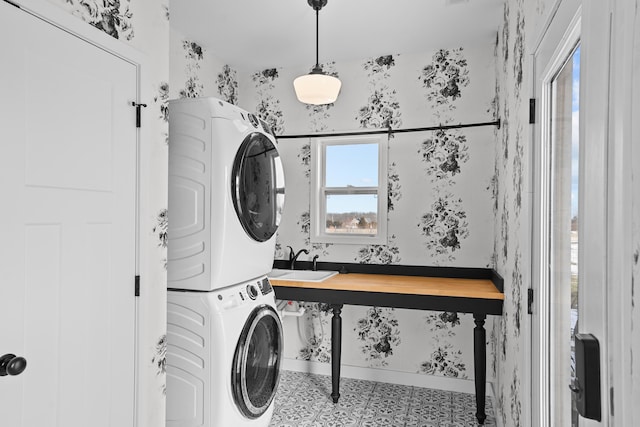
(169, 27, 240, 105)
(58, 0, 135, 40)
(492, 1, 527, 425)
(491, 0, 553, 425)
(237, 46, 497, 382)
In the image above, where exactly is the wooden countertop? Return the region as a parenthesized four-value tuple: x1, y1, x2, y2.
(270, 272, 504, 301)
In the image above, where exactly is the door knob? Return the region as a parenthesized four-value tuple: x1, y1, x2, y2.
(0, 353, 27, 376)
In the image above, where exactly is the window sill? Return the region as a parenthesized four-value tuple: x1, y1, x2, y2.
(311, 233, 387, 246)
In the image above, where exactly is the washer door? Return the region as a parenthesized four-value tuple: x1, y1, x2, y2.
(231, 132, 285, 242)
(231, 304, 283, 419)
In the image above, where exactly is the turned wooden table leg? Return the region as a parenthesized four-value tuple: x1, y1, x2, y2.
(473, 313, 487, 424)
(330, 303, 343, 403)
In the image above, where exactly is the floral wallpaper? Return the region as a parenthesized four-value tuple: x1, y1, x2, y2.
(151, 334, 167, 394)
(217, 64, 239, 105)
(357, 55, 402, 130)
(61, 0, 134, 40)
(179, 40, 204, 98)
(387, 161, 402, 211)
(154, 81, 170, 144)
(239, 47, 496, 383)
(418, 193, 469, 262)
(169, 27, 239, 104)
(420, 343, 467, 378)
(419, 129, 469, 185)
(355, 307, 401, 366)
(153, 208, 168, 268)
(355, 235, 400, 265)
(252, 68, 285, 135)
(491, 0, 538, 425)
(419, 48, 470, 117)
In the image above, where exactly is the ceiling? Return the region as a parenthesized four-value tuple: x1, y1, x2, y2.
(170, 0, 505, 72)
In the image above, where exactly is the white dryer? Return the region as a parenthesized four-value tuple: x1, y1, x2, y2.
(166, 276, 283, 427)
(167, 97, 285, 291)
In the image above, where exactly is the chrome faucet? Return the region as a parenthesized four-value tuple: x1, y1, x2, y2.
(287, 246, 309, 270)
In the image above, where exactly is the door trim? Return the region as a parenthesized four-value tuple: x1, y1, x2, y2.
(605, 0, 636, 424)
(11, 2, 147, 426)
(531, 1, 582, 426)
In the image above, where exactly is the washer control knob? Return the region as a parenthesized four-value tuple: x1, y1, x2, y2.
(246, 284, 259, 300)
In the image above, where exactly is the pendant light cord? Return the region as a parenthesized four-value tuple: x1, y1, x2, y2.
(315, 8, 320, 68)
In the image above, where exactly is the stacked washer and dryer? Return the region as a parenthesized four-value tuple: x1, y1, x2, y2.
(166, 97, 285, 427)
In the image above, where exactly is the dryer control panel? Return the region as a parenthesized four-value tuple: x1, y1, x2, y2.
(259, 277, 273, 295)
(215, 276, 274, 311)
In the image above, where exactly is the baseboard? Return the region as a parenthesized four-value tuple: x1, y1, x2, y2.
(281, 358, 494, 396)
(489, 380, 501, 427)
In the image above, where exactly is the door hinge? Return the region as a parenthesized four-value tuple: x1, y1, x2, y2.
(131, 102, 147, 128)
(529, 98, 536, 124)
(135, 275, 140, 297)
(527, 288, 534, 314)
(610, 387, 614, 416)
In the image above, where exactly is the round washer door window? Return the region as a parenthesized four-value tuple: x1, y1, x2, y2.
(231, 304, 283, 419)
(231, 133, 285, 242)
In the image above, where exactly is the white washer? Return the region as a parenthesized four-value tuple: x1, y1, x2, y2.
(166, 277, 283, 427)
(167, 97, 285, 291)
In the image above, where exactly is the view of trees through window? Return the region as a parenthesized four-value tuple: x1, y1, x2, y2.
(325, 210, 378, 234)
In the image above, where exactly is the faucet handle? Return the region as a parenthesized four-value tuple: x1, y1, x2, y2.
(287, 246, 294, 260)
(312, 254, 319, 271)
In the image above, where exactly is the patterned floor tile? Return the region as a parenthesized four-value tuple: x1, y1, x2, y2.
(269, 371, 495, 426)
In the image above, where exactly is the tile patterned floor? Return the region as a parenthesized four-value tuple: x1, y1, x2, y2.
(269, 371, 496, 427)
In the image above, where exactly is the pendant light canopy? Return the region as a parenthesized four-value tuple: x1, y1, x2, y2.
(293, 0, 341, 105)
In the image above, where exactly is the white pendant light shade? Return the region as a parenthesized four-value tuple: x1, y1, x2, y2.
(293, 0, 341, 106)
(294, 71, 341, 105)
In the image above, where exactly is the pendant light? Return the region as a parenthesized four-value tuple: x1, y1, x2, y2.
(293, 0, 342, 105)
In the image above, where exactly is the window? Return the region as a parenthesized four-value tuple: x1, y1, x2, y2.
(310, 135, 387, 244)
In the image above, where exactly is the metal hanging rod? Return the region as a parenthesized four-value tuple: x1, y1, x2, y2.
(275, 119, 501, 140)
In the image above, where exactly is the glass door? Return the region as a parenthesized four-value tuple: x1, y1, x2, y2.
(232, 133, 285, 242)
(231, 304, 283, 419)
(549, 44, 581, 427)
(533, 2, 611, 425)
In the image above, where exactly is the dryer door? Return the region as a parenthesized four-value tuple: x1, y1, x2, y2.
(231, 304, 283, 419)
(231, 133, 285, 242)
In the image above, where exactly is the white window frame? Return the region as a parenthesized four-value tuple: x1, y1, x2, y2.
(310, 135, 387, 245)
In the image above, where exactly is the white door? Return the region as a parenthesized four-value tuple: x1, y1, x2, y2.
(0, 3, 138, 426)
(532, 0, 610, 426)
